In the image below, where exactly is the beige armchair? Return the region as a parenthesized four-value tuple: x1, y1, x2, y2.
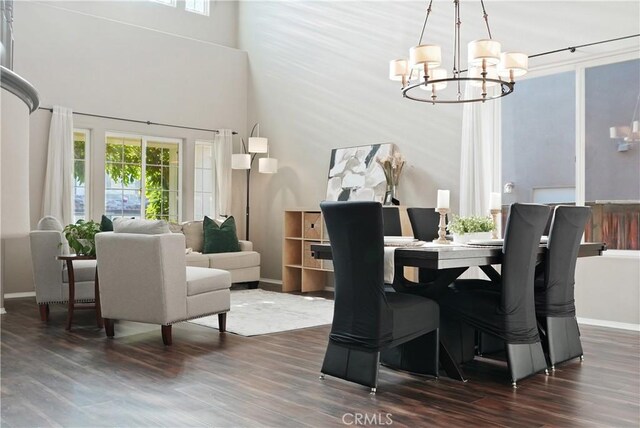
(29, 216, 96, 321)
(95, 230, 231, 345)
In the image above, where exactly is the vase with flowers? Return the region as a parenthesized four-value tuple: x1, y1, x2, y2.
(376, 152, 405, 205)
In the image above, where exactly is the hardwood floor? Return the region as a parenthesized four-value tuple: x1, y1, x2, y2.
(1, 296, 639, 427)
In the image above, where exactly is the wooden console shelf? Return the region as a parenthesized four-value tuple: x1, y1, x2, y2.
(283, 209, 332, 292)
(282, 206, 416, 293)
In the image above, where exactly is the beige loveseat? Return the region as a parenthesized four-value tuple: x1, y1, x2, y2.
(175, 221, 261, 288)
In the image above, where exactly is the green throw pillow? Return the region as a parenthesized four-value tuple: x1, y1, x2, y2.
(100, 215, 113, 232)
(203, 216, 241, 254)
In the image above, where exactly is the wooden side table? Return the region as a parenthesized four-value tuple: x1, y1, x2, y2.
(56, 254, 103, 330)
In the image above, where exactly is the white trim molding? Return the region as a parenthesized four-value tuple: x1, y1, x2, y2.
(4, 291, 36, 299)
(578, 317, 640, 332)
(259, 278, 282, 286)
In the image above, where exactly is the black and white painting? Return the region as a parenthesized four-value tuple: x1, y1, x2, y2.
(326, 143, 398, 202)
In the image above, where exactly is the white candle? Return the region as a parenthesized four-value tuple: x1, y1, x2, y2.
(436, 190, 450, 210)
(490, 192, 501, 210)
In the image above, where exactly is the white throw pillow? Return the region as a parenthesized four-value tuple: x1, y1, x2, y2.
(113, 218, 171, 235)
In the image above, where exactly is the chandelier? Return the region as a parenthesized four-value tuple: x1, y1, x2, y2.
(389, 0, 528, 104)
(609, 93, 640, 151)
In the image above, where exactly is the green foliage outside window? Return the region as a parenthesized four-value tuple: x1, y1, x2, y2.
(104, 141, 177, 220)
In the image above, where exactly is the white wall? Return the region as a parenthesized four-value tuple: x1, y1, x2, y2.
(7, 0, 247, 293)
(238, 1, 640, 281)
(23, 0, 239, 49)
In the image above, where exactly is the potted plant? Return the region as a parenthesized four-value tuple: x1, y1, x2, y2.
(447, 215, 495, 244)
(62, 219, 101, 256)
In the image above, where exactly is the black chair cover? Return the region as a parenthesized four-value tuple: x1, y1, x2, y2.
(319, 201, 440, 389)
(382, 206, 403, 236)
(321, 201, 438, 350)
(407, 207, 443, 283)
(535, 206, 591, 317)
(441, 203, 551, 344)
(407, 207, 442, 242)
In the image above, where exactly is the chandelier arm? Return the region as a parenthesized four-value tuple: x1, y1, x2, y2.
(417, 0, 434, 45)
(480, 0, 493, 39)
(409, 0, 434, 82)
(403, 77, 514, 104)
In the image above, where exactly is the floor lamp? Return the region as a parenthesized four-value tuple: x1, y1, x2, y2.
(231, 123, 278, 241)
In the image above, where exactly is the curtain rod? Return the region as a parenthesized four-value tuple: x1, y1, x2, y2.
(37, 106, 237, 135)
(528, 34, 640, 59)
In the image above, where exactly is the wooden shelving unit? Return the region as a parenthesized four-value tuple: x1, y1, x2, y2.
(282, 206, 416, 292)
(283, 208, 332, 292)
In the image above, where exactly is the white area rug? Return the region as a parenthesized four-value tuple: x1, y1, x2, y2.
(187, 289, 334, 336)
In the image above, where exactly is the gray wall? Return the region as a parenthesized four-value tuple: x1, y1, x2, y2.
(585, 59, 640, 201)
(502, 72, 576, 204)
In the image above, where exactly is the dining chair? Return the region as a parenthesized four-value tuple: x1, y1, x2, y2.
(439, 203, 552, 387)
(382, 206, 403, 236)
(407, 207, 444, 283)
(535, 205, 591, 370)
(319, 201, 440, 394)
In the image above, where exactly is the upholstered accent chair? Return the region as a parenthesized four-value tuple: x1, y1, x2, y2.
(29, 216, 96, 321)
(535, 205, 591, 369)
(319, 201, 440, 394)
(95, 227, 231, 345)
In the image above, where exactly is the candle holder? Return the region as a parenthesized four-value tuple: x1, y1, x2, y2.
(490, 209, 501, 240)
(433, 208, 450, 244)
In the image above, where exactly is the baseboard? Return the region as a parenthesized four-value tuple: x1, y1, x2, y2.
(259, 278, 282, 285)
(4, 291, 36, 299)
(578, 317, 640, 332)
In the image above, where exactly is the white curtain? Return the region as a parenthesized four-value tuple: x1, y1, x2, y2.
(213, 129, 233, 218)
(459, 85, 502, 218)
(42, 106, 74, 225)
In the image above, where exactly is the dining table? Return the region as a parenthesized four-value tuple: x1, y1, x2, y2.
(311, 240, 606, 381)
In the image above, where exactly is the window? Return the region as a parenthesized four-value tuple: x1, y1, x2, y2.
(73, 129, 90, 222)
(185, 0, 209, 16)
(501, 56, 640, 250)
(150, 0, 177, 7)
(105, 134, 181, 222)
(194, 141, 215, 220)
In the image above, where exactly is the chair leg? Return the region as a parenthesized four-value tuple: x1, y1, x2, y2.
(39, 304, 49, 322)
(506, 341, 548, 383)
(161, 325, 172, 346)
(321, 341, 380, 390)
(218, 313, 227, 333)
(104, 318, 115, 338)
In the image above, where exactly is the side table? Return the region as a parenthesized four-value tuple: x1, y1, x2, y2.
(56, 254, 103, 330)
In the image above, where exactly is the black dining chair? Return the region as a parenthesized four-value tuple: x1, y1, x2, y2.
(535, 205, 591, 370)
(382, 206, 403, 236)
(439, 203, 552, 387)
(319, 201, 440, 394)
(407, 207, 444, 283)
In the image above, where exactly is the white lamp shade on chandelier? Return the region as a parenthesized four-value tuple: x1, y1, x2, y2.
(248, 137, 269, 153)
(388, 0, 528, 104)
(468, 39, 502, 66)
(231, 153, 251, 170)
(258, 157, 278, 174)
(497, 52, 529, 78)
(420, 68, 448, 90)
(409, 44, 442, 68)
(468, 66, 500, 87)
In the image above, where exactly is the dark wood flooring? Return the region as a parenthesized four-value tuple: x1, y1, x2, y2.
(1, 295, 639, 427)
